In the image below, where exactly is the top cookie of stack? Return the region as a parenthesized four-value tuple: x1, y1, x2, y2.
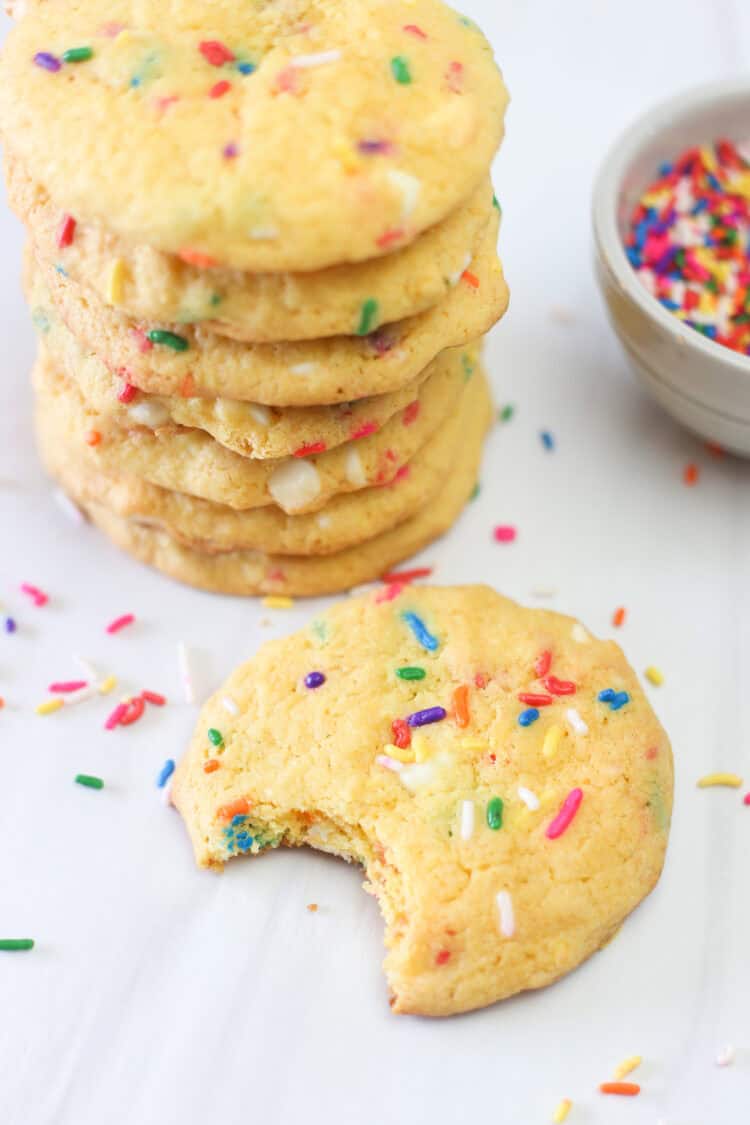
(0, 0, 510, 596)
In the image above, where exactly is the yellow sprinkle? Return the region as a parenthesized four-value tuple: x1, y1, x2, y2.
(697, 773, 743, 789)
(644, 666, 664, 686)
(614, 1055, 642, 1080)
(729, 171, 750, 200)
(331, 137, 362, 174)
(543, 724, 562, 759)
(412, 733, 432, 763)
(98, 675, 117, 695)
(36, 698, 63, 716)
(382, 743, 415, 765)
(700, 145, 718, 173)
(262, 595, 294, 609)
(552, 1098, 572, 1123)
(460, 737, 488, 752)
(106, 258, 128, 305)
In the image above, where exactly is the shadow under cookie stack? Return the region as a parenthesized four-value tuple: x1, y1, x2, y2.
(0, 0, 509, 597)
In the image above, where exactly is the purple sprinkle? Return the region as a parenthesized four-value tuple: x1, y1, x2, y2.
(222, 142, 238, 160)
(406, 706, 446, 728)
(34, 51, 62, 73)
(304, 671, 326, 690)
(368, 327, 396, 356)
(357, 138, 393, 155)
(4, 617, 17, 634)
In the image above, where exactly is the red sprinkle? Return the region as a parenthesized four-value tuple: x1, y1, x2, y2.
(462, 270, 480, 289)
(293, 441, 327, 458)
(380, 566, 432, 584)
(209, 79, 232, 98)
(132, 327, 153, 353)
(402, 400, 420, 426)
(612, 606, 626, 627)
(391, 718, 411, 750)
(543, 675, 577, 696)
(119, 696, 145, 726)
(117, 380, 137, 404)
(493, 525, 517, 543)
(546, 788, 583, 840)
(351, 421, 378, 440)
(518, 692, 553, 706)
(375, 581, 406, 605)
(56, 213, 76, 249)
(705, 441, 726, 458)
(104, 702, 128, 730)
(199, 40, 235, 66)
(376, 227, 405, 249)
(435, 950, 451, 965)
(403, 23, 427, 38)
(683, 462, 699, 486)
(49, 681, 87, 693)
(534, 650, 552, 679)
(106, 613, 135, 635)
(446, 60, 463, 92)
(141, 690, 166, 706)
(474, 672, 489, 689)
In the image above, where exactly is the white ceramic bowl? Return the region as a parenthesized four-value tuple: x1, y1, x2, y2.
(593, 80, 750, 456)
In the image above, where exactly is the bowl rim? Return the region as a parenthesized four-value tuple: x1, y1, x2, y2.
(592, 78, 750, 378)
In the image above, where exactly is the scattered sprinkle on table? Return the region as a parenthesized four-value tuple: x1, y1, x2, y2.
(697, 772, 743, 788)
(306, 903, 319, 912)
(156, 760, 175, 788)
(612, 606, 626, 627)
(552, 1099, 572, 1123)
(21, 582, 48, 606)
(683, 462, 699, 486)
(645, 665, 664, 686)
(106, 612, 135, 634)
(499, 403, 514, 422)
(36, 698, 64, 716)
(614, 1055, 642, 1080)
(0, 938, 34, 951)
(540, 430, 555, 451)
(715, 1044, 735, 1067)
(627, 139, 750, 357)
(262, 595, 295, 609)
(75, 774, 104, 790)
(493, 525, 516, 543)
(599, 1082, 640, 1096)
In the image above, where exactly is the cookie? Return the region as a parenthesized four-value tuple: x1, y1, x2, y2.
(63, 385, 491, 596)
(10, 154, 495, 343)
(0, 0, 508, 270)
(35, 211, 506, 406)
(38, 360, 487, 556)
(171, 586, 673, 1015)
(33, 341, 474, 513)
(31, 268, 465, 461)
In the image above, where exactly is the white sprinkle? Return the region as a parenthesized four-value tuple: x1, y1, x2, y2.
(716, 1045, 735, 1067)
(221, 695, 240, 717)
(459, 799, 475, 840)
(73, 654, 99, 681)
(386, 169, 422, 221)
(249, 226, 280, 241)
(399, 762, 435, 791)
(517, 786, 540, 811)
(496, 890, 515, 937)
(530, 585, 557, 599)
(268, 459, 321, 512)
(566, 707, 588, 735)
(447, 250, 472, 287)
(64, 684, 98, 707)
(289, 362, 316, 376)
(344, 447, 367, 487)
(376, 754, 403, 773)
(290, 49, 342, 69)
(249, 405, 271, 427)
(178, 642, 195, 704)
(307, 821, 331, 842)
(160, 783, 173, 807)
(571, 623, 590, 643)
(129, 401, 171, 428)
(316, 513, 332, 529)
(53, 488, 85, 525)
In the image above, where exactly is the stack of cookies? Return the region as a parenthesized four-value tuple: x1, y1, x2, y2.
(0, 0, 510, 596)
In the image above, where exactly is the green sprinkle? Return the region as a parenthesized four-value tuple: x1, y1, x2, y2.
(209, 292, 223, 308)
(208, 727, 224, 747)
(486, 796, 503, 830)
(492, 194, 501, 212)
(356, 298, 379, 336)
(311, 619, 328, 645)
(0, 939, 34, 951)
(390, 56, 412, 84)
(461, 353, 475, 380)
(75, 774, 104, 790)
(31, 308, 50, 334)
(62, 46, 93, 63)
(396, 666, 426, 681)
(147, 329, 189, 351)
(469, 481, 480, 501)
(499, 403, 514, 422)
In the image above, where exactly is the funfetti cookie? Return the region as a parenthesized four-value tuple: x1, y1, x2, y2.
(34, 212, 506, 406)
(0, 0, 509, 271)
(10, 155, 495, 343)
(171, 586, 673, 1015)
(55, 386, 492, 596)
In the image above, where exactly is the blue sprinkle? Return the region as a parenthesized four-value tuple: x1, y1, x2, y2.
(540, 430, 555, 451)
(130, 76, 141, 88)
(54, 264, 69, 277)
(235, 832, 254, 852)
(658, 161, 673, 177)
(401, 611, 438, 652)
(4, 616, 16, 634)
(598, 688, 616, 702)
(518, 708, 540, 727)
(230, 814, 247, 828)
(237, 61, 256, 75)
(659, 298, 681, 311)
(610, 691, 630, 711)
(156, 759, 175, 788)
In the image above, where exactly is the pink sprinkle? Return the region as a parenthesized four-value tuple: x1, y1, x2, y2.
(99, 21, 125, 37)
(744, 792, 750, 807)
(132, 328, 153, 353)
(375, 581, 406, 605)
(117, 381, 137, 404)
(493, 525, 517, 543)
(402, 401, 420, 426)
(391, 465, 410, 484)
(351, 421, 378, 440)
(49, 681, 87, 693)
(20, 583, 48, 606)
(223, 141, 239, 160)
(403, 23, 427, 38)
(546, 788, 584, 840)
(106, 613, 135, 635)
(104, 702, 128, 730)
(154, 94, 180, 113)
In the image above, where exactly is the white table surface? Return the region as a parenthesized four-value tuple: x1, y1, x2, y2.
(1, 2, 749, 1122)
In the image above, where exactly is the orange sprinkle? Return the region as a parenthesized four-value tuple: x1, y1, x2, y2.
(85, 430, 102, 447)
(178, 247, 219, 268)
(203, 759, 220, 774)
(705, 441, 725, 458)
(217, 797, 250, 821)
(683, 462, 699, 486)
(180, 372, 196, 397)
(599, 1082, 640, 1096)
(452, 684, 470, 728)
(306, 903, 318, 913)
(461, 269, 480, 289)
(0, 697, 4, 709)
(612, 606, 626, 627)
